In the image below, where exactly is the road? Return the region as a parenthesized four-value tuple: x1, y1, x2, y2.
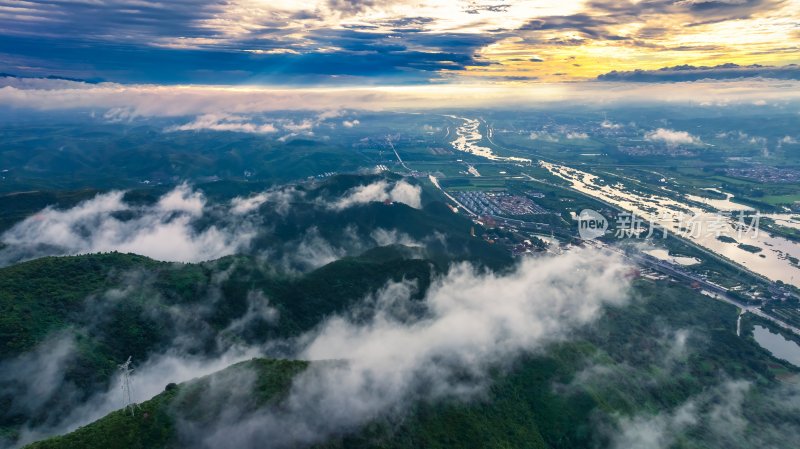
(386, 137, 411, 171)
(428, 175, 476, 216)
(590, 240, 800, 336)
(426, 115, 800, 337)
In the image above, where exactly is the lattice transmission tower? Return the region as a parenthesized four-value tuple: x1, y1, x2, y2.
(118, 356, 141, 416)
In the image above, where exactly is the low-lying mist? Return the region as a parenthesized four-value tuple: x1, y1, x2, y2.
(2, 247, 630, 448)
(192, 248, 631, 448)
(0, 177, 424, 268)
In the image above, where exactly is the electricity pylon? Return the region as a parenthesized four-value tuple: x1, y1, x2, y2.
(118, 356, 140, 416)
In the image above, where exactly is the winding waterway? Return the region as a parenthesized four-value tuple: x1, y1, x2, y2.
(444, 116, 800, 287)
(541, 161, 800, 288)
(447, 116, 531, 163)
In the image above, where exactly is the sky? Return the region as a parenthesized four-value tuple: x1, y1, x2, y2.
(1, 0, 798, 85)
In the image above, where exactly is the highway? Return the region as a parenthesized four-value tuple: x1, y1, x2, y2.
(589, 239, 800, 337)
(428, 175, 476, 216)
(424, 116, 800, 337)
(386, 137, 411, 172)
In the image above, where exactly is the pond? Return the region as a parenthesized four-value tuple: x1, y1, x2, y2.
(644, 248, 701, 266)
(753, 325, 800, 367)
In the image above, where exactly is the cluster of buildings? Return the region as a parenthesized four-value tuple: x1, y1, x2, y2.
(617, 145, 696, 157)
(480, 225, 550, 256)
(454, 191, 548, 217)
(725, 165, 800, 183)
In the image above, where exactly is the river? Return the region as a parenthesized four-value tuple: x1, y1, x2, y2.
(444, 116, 800, 287)
(540, 161, 800, 288)
(447, 116, 531, 163)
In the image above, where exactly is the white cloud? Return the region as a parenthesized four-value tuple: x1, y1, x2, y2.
(289, 227, 348, 271)
(645, 128, 700, 146)
(222, 290, 280, 336)
(780, 135, 798, 144)
(13, 347, 259, 448)
(229, 187, 303, 216)
(277, 131, 314, 142)
(612, 401, 699, 449)
(610, 380, 755, 449)
(316, 109, 343, 120)
(197, 248, 631, 448)
(167, 113, 277, 133)
(0, 184, 258, 265)
(0, 180, 419, 268)
(566, 131, 589, 139)
(714, 130, 770, 147)
(370, 228, 421, 247)
(342, 119, 360, 128)
(330, 180, 422, 210)
(601, 120, 622, 129)
(157, 185, 206, 215)
(282, 119, 314, 132)
(103, 106, 137, 122)
(716, 130, 750, 140)
(0, 334, 76, 417)
(529, 131, 558, 141)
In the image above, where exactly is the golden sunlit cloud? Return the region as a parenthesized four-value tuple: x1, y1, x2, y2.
(196, 0, 800, 82)
(463, 0, 800, 81)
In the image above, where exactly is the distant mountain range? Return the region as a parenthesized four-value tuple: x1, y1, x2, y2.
(0, 73, 105, 84)
(598, 63, 800, 82)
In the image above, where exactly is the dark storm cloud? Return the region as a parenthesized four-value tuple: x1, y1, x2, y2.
(597, 63, 800, 82)
(0, 31, 483, 84)
(678, 0, 787, 23)
(0, 0, 226, 42)
(485, 75, 540, 81)
(299, 26, 501, 56)
(463, 2, 512, 14)
(381, 16, 435, 28)
(0, 0, 498, 84)
(0, 0, 791, 84)
(326, 0, 383, 15)
(590, 0, 785, 23)
(518, 0, 786, 42)
(521, 14, 626, 40)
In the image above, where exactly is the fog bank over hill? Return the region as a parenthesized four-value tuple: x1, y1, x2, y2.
(192, 248, 632, 448)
